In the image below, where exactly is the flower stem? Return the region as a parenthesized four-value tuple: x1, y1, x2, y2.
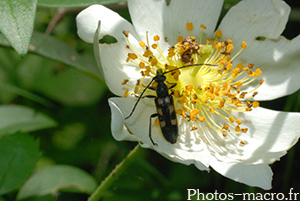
(87, 144, 143, 201)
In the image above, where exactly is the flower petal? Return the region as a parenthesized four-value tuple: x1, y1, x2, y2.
(218, 0, 300, 100)
(210, 159, 273, 190)
(128, 0, 224, 46)
(109, 96, 212, 170)
(219, 0, 290, 41)
(127, 0, 169, 50)
(108, 97, 139, 142)
(231, 35, 300, 101)
(76, 4, 138, 43)
(230, 107, 300, 164)
(76, 5, 144, 96)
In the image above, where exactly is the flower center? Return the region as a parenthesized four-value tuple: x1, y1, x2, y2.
(122, 23, 264, 147)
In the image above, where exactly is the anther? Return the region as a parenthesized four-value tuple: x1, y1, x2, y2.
(241, 41, 247, 49)
(239, 141, 246, 146)
(124, 89, 129, 97)
(215, 30, 222, 38)
(186, 22, 194, 30)
(122, 79, 129, 85)
(122, 30, 129, 37)
(252, 101, 259, 108)
(153, 35, 160, 41)
(139, 41, 146, 48)
(198, 116, 205, 122)
(200, 24, 207, 29)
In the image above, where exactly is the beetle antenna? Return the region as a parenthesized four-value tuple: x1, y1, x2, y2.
(125, 78, 155, 119)
(163, 63, 218, 75)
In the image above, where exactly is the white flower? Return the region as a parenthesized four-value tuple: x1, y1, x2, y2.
(76, 0, 300, 190)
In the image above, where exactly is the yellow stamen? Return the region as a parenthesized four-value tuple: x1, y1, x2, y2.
(124, 89, 129, 97)
(252, 101, 259, 108)
(186, 22, 194, 31)
(215, 30, 222, 38)
(122, 79, 129, 85)
(229, 116, 235, 123)
(177, 36, 184, 42)
(200, 24, 207, 29)
(139, 41, 146, 48)
(198, 116, 205, 122)
(153, 35, 160, 42)
(241, 41, 247, 49)
(236, 119, 242, 125)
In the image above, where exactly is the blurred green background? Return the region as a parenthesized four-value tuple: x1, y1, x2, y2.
(0, 0, 299, 200)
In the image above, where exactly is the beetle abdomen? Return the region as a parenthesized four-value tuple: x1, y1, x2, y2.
(155, 96, 178, 144)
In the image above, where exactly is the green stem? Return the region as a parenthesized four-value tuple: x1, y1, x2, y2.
(88, 144, 143, 201)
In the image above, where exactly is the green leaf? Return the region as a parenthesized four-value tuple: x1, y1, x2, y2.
(0, 133, 40, 195)
(0, 32, 102, 82)
(0, 82, 54, 107)
(18, 54, 107, 106)
(29, 32, 102, 82)
(0, 197, 7, 201)
(37, 0, 126, 8)
(0, 105, 57, 137)
(0, 0, 37, 55)
(17, 165, 98, 200)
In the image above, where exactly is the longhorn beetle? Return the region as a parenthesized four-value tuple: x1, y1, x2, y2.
(125, 63, 217, 145)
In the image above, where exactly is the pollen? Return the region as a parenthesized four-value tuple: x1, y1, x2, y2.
(190, 109, 199, 121)
(124, 89, 129, 97)
(229, 116, 234, 123)
(200, 24, 207, 29)
(153, 35, 160, 42)
(139, 41, 146, 48)
(177, 36, 184, 42)
(198, 116, 205, 122)
(139, 61, 145, 68)
(209, 107, 215, 114)
(186, 22, 194, 30)
(239, 141, 246, 146)
(151, 44, 158, 49)
(215, 30, 222, 38)
(252, 101, 259, 108)
(122, 79, 129, 85)
(236, 119, 242, 125)
(241, 41, 247, 49)
(186, 83, 194, 91)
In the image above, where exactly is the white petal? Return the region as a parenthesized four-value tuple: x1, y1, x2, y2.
(166, 0, 224, 45)
(128, 0, 224, 46)
(239, 35, 300, 101)
(77, 5, 144, 96)
(76, 4, 138, 43)
(231, 107, 300, 164)
(99, 41, 144, 96)
(219, 0, 290, 41)
(218, 0, 300, 100)
(108, 98, 139, 141)
(128, 0, 169, 50)
(210, 159, 273, 190)
(110, 96, 212, 170)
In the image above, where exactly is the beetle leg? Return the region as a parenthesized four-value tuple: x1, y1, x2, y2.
(148, 86, 156, 90)
(125, 78, 155, 119)
(149, 113, 158, 146)
(134, 94, 156, 99)
(168, 83, 177, 89)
